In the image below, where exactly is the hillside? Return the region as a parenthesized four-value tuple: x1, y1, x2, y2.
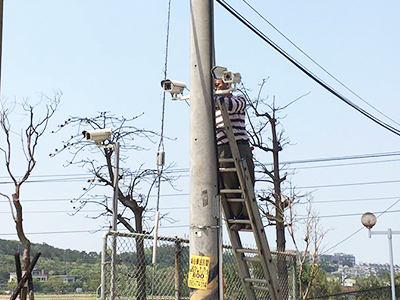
(0, 239, 100, 264)
(0, 239, 100, 294)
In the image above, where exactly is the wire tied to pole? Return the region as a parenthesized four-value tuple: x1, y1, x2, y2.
(153, 0, 172, 267)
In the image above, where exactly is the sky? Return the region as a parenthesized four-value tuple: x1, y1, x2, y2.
(1, 0, 400, 266)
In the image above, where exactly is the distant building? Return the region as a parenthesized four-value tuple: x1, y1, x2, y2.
(53, 275, 78, 283)
(320, 253, 356, 267)
(31, 269, 48, 281)
(9, 270, 77, 284)
(9, 269, 48, 282)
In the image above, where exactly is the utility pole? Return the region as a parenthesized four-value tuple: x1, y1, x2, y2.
(188, 1, 219, 299)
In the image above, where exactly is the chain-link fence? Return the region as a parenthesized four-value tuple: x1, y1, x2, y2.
(101, 231, 297, 300)
(308, 285, 400, 300)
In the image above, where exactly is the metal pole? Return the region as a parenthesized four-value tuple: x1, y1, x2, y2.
(175, 239, 181, 300)
(387, 229, 396, 300)
(101, 232, 108, 300)
(112, 142, 120, 231)
(110, 142, 120, 300)
(189, 1, 219, 299)
(292, 256, 298, 300)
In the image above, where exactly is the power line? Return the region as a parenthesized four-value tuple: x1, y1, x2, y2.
(215, 0, 400, 137)
(0, 225, 190, 236)
(0, 193, 400, 204)
(280, 151, 400, 165)
(298, 209, 400, 220)
(314, 196, 400, 204)
(290, 158, 400, 171)
(1, 151, 399, 183)
(2, 195, 399, 205)
(0, 207, 190, 214)
(0, 229, 106, 236)
(324, 198, 400, 253)
(241, 0, 400, 128)
(298, 179, 400, 189)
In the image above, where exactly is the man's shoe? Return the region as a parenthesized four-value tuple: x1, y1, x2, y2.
(230, 223, 245, 232)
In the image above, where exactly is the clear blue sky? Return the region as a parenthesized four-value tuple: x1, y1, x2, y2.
(1, 0, 400, 265)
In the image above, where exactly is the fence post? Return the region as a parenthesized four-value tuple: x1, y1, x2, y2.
(101, 232, 109, 300)
(292, 256, 299, 300)
(110, 232, 118, 300)
(175, 238, 181, 300)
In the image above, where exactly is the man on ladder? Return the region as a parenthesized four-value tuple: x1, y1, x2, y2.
(214, 77, 255, 231)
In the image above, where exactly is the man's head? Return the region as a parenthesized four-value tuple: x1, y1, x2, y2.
(214, 79, 231, 96)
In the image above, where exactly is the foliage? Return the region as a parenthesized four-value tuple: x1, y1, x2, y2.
(0, 239, 100, 294)
(356, 275, 386, 289)
(0, 94, 62, 300)
(0, 239, 100, 264)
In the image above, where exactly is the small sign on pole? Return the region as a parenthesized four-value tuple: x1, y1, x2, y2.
(188, 255, 211, 290)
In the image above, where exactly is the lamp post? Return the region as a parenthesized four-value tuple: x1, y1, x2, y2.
(361, 212, 399, 300)
(83, 129, 119, 300)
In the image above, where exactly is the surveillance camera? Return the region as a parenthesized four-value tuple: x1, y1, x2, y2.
(211, 66, 228, 79)
(83, 128, 112, 144)
(161, 79, 186, 97)
(222, 71, 241, 84)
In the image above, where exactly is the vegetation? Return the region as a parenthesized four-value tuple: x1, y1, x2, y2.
(0, 95, 62, 300)
(0, 239, 100, 294)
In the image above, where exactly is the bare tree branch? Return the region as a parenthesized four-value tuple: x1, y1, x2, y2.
(0, 92, 61, 300)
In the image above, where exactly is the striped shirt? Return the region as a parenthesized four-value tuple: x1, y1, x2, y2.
(215, 94, 249, 145)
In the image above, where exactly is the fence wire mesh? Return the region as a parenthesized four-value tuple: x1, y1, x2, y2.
(308, 285, 400, 300)
(101, 231, 297, 300)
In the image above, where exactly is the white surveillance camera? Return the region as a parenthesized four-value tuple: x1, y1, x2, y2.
(83, 128, 112, 144)
(161, 79, 188, 100)
(212, 66, 242, 95)
(211, 66, 228, 79)
(222, 71, 241, 84)
(212, 66, 241, 84)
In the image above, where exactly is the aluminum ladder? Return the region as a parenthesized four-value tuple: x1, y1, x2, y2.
(217, 98, 283, 300)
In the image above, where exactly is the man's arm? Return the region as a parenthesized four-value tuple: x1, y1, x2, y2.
(219, 94, 246, 113)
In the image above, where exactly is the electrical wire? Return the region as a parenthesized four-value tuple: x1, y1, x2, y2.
(215, 0, 400, 137)
(152, 0, 173, 269)
(241, 0, 400, 128)
(1, 150, 399, 183)
(0, 225, 191, 236)
(155, 0, 172, 212)
(324, 197, 400, 253)
(2, 195, 400, 204)
(314, 196, 400, 204)
(298, 179, 400, 189)
(298, 208, 400, 220)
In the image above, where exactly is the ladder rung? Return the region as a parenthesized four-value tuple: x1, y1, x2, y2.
(251, 285, 268, 291)
(244, 278, 267, 284)
(236, 248, 259, 254)
(219, 167, 237, 172)
(220, 189, 242, 194)
(219, 158, 235, 163)
(228, 219, 251, 225)
(243, 256, 261, 262)
(226, 197, 245, 203)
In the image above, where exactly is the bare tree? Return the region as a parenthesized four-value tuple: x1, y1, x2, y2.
(287, 195, 329, 300)
(0, 93, 61, 300)
(240, 80, 309, 299)
(51, 111, 177, 300)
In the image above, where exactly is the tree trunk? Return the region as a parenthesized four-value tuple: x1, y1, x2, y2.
(135, 212, 146, 300)
(13, 192, 33, 300)
(271, 118, 289, 300)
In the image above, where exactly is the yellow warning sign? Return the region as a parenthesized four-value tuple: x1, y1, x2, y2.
(187, 255, 211, 290)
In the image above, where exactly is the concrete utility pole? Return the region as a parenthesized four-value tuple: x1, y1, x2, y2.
(188, 0, 219, 299)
